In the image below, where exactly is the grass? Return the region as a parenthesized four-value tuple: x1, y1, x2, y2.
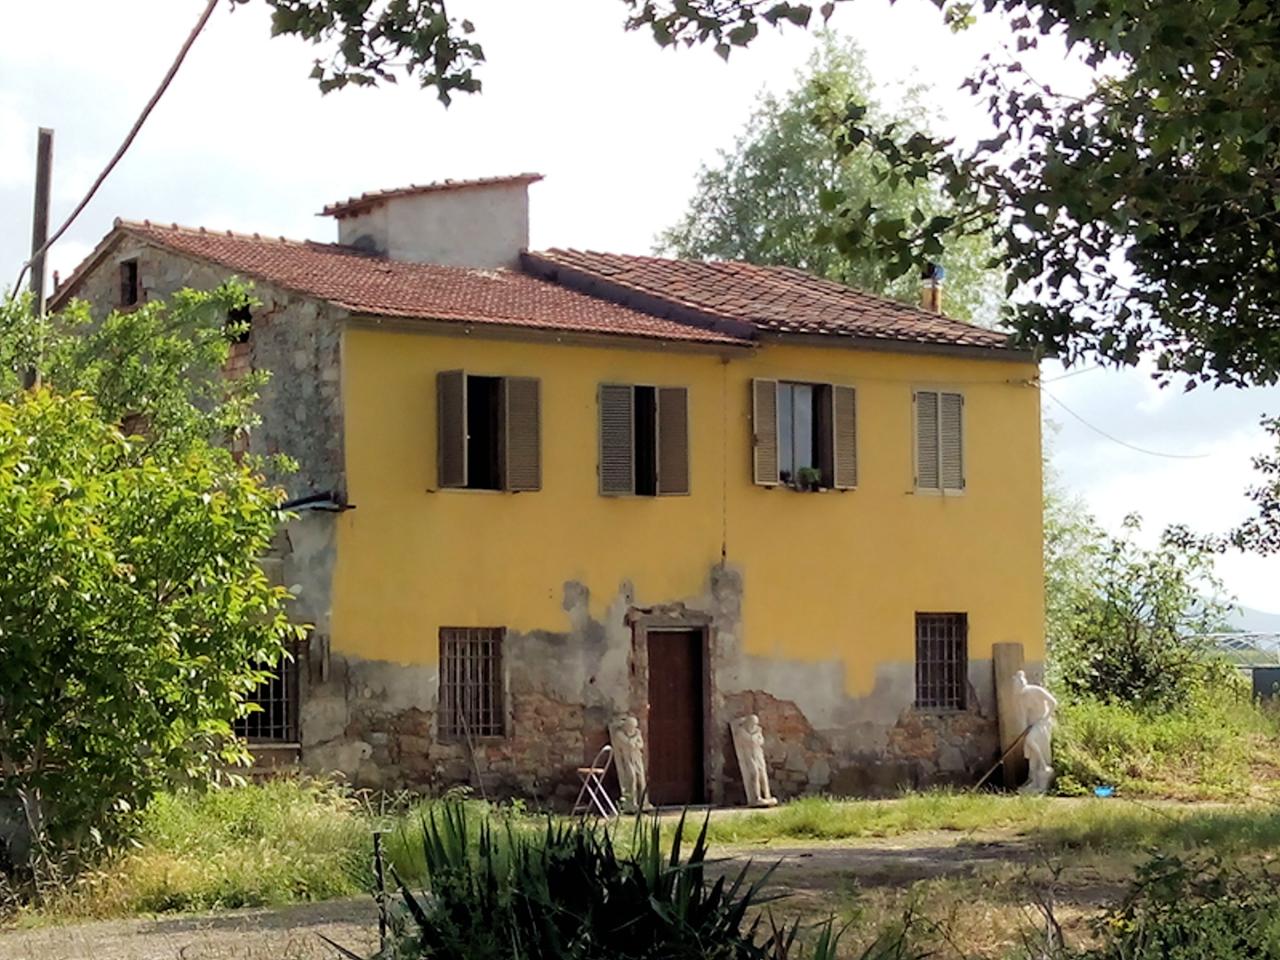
(27, 780, 543, 923)
(1054, 687, 1280, 800)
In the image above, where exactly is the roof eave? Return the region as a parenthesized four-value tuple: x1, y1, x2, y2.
(345, 312, 755, 353)
(766, 331, 1036, 362)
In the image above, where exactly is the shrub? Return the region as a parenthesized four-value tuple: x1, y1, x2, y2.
(1051, 514, 1231, 710)
(1074, 854, 1280, 959)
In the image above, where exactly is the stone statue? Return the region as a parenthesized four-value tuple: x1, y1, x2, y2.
(609, 714, 649, 812)
(1014, 670, 1058, 795)
(730, 714, 778, 807)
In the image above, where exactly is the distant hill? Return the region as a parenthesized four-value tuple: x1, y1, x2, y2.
(1227, 605, 1280, 634)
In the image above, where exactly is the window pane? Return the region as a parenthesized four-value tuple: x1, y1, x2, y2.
(778, 383, 794, 481)
(793, 384, 814, 471)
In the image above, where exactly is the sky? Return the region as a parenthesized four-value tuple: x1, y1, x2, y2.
(1, 0, 1276, 613)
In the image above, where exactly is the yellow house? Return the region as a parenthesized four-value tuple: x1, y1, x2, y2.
(51, 175, 1043, 804)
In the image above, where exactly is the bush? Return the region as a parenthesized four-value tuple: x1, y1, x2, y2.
(352, 804, 865, 960)
(1073, 854, 1280, 959)
(1051, 514, 1230, 710)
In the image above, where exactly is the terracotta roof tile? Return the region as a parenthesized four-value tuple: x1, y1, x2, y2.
(526, 249, 1014, 350)
(64, 221, 743, 346)
(321, 174, 545, 219)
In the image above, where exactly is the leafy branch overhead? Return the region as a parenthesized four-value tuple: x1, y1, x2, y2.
(239, 0, 842, 103)
(824, 1, 1280, 388)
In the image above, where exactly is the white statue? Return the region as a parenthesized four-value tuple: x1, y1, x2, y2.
(1014, 670, 1058, 795)
(730, 714, 778, 807)
(609, 714, 649, 812)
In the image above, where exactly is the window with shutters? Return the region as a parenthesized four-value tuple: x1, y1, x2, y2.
(598, 383, 689, 497)
(914, 389, 964, 493)
(914, 613, 968, 711)
(751, 379, 857, 490)
(437, 371, 541, 492)
(438, 627, 505, 739)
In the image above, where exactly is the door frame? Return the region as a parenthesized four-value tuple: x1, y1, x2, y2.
(629, 611, 714, 806)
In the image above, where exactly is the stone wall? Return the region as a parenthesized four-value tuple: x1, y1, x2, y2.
(302, 561, 1007, 804)
(56, 238, 346, 738)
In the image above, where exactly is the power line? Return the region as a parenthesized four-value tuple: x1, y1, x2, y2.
(13, 0, 221, 294)
(1041, 363, 1101, 384)
(1040, 388, 1211, 460)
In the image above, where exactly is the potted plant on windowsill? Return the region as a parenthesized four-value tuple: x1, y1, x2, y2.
(795, 466, 823, 492)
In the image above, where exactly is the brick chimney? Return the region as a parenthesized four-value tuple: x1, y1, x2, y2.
(320, 174, 543, 269)
(921, 262, 945, 313)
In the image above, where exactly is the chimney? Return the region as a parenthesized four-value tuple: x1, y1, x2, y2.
(920, 262, 945, 313)
(320, 174, 543, 269)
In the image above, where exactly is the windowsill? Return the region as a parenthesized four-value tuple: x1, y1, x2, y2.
(245, 741, 302, 749)
(912, 487, 966, 497)
(429, 487, 514, 495)
(912, 706, 967, 715)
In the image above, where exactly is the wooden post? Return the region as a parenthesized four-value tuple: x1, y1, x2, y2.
(25, 127, 53, 390)
(992, 642, 1026, 789)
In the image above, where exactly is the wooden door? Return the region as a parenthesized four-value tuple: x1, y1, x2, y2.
(646, 629, 705, 805)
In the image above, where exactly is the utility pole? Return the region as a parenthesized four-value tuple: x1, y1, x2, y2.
(25, 127, 54, 390)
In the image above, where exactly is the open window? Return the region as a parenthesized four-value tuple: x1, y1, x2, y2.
(119, 259, 140, 307)
(598, 384, 689, 496)
(437, 371, 541, 492)
(751, 379, 856, 490)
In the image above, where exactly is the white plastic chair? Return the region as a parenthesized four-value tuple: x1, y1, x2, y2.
(572, 744, 620, 818)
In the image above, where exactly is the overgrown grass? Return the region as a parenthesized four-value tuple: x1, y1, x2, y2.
(27, 779, 540, 923)
(1054, 687, 1280, 800)
(24, 755, 1280, 925)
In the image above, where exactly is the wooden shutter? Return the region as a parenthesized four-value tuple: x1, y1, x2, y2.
(915, 390, 939, 490)
(656, 386, 690, 496)
(832, 385, 858, 490)
(599, 384, 634, 495)
(502, 377, 541, 492)
(751, 379, 779, 486)
(940, 391, 964, 491)
(437, 370, 467, 489)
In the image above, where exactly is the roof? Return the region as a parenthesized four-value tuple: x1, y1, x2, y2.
(525, 249, 1013, 351)
(49, 220, 744, 346)
(321, 174, 545, 219)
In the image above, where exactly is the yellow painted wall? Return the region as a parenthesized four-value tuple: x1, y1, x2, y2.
(332, 325, 1044, 696)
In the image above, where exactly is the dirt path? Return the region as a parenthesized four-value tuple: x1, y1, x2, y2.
(0, 831, 1112, 960)
(0, 898, 378, 960)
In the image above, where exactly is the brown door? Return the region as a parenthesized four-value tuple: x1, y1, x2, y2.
(646, 629, 706, 805)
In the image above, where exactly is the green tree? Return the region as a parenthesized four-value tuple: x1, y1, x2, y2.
(1042, 465, 1103, 673)
(0, 288, 302, 874)
(658, 35, 1002, 324)
(1052, 514, 1231, 709)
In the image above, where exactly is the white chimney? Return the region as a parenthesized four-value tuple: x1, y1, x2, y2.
(321, 174, 543, 269)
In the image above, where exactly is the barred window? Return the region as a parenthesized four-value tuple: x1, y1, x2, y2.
(915, 613, 968, 711)
(439, 627, 505, 739)
(235, 647, 302, 743)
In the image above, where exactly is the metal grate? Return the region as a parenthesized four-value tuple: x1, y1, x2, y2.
(235, 645, 302, 743)
(439, 627, 505, 739)
(915, 613, 968, 711)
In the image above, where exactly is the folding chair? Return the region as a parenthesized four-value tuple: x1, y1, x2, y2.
(572, 744, 620, 818)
